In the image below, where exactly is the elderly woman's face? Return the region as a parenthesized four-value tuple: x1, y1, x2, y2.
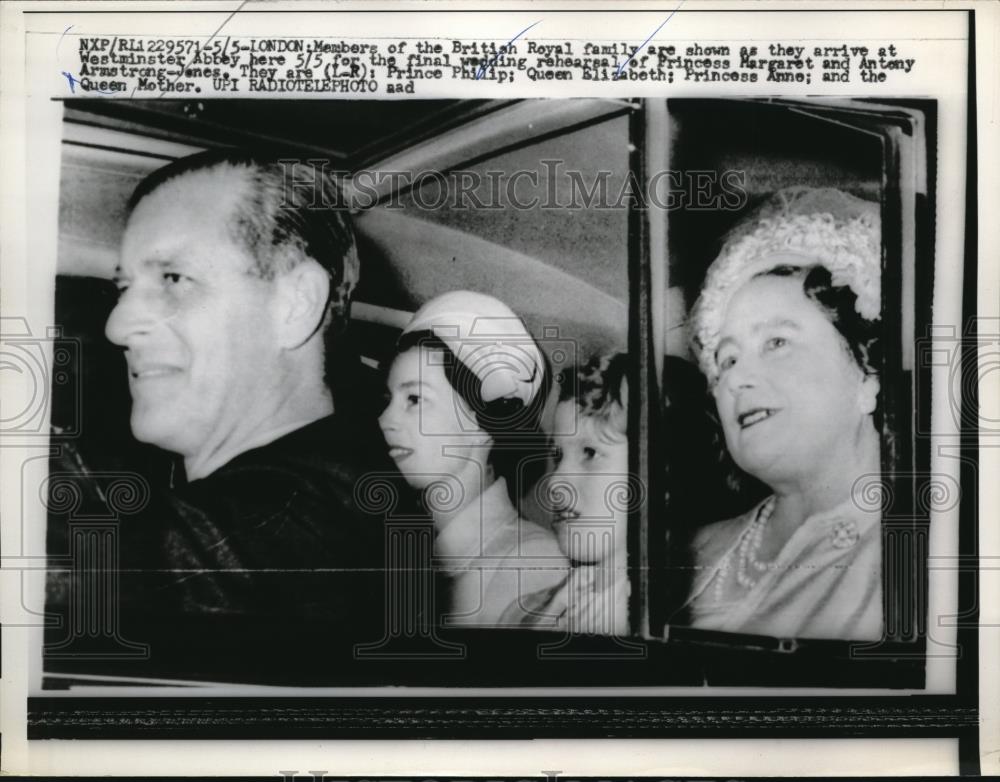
(713, 274, 878, 485)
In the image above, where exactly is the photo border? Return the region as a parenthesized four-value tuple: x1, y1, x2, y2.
(1, 2, 992, 777)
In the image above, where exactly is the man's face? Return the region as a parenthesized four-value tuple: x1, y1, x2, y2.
(106, 169, 284, 465)
(548, 400, 629, 565)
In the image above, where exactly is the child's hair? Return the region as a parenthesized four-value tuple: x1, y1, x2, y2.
(558, 352, 628, 441)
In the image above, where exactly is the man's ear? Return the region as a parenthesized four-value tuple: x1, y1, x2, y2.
(274, 259, 330, 350)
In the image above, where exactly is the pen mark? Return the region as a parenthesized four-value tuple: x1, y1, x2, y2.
(57, 25, 74, 57)
(58, 25, 116, 96)
(475, 19, 541, 80)
(61, 71, 79, 93)
(614, 2, 685, 79)
(61, 70, 118, 95)
(151, 0, 248, 98)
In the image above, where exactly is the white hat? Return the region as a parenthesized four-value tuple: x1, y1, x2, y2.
(402, 290, 545, 406)
(690, 187, 881, 385)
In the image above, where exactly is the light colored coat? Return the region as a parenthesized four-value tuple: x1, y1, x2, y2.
(435, 477, 569, 627)
(501, 564, 631, 636)
(685, 495, 884, 641)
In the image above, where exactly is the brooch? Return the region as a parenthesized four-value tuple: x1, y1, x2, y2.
(831, 519, 860, 549)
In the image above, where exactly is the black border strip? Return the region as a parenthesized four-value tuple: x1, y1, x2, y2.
(956, 7, 981, 777)
(627, 100, 651, 636)
(28, 696, 978, 739)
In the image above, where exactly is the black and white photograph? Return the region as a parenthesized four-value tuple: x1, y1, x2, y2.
(40, 94, 937, 690)
(0, 2, 995, 778)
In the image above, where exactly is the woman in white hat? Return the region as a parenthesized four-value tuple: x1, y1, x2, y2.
(684, 187, 886, 641)
(379, 291, 569, 627)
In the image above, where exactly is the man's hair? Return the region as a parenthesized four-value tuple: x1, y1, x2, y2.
(128, 149, 359, 386)
(558, 352, 628, 442)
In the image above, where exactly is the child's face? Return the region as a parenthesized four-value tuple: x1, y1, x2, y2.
(548, 400, 629, 565)
(379, 346, 488, 491)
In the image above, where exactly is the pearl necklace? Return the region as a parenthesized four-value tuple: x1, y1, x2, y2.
(714, 496, 778, 602)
